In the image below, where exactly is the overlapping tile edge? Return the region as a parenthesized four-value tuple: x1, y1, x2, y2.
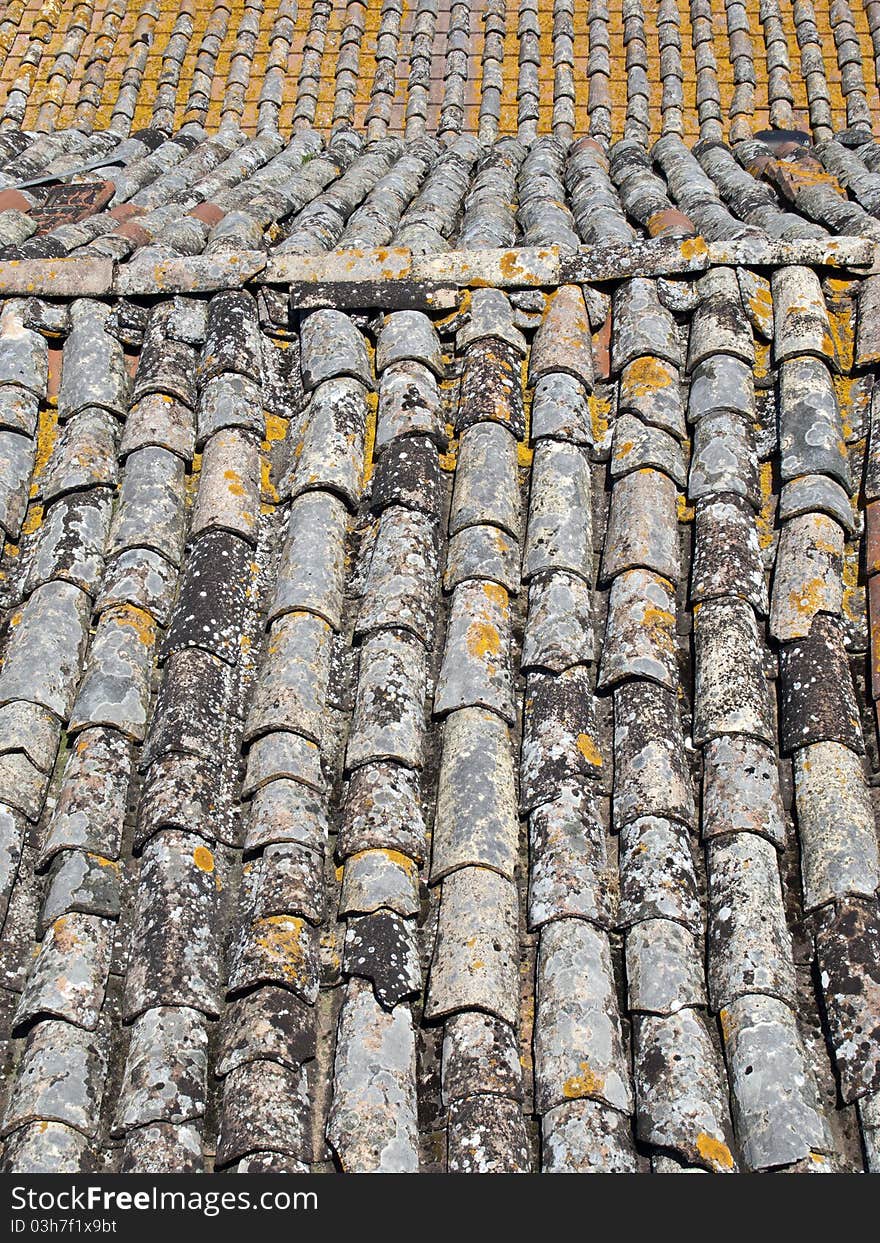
(0, 0, 879, 1178)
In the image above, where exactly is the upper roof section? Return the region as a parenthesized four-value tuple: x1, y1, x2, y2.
(1, 0, 880, 146)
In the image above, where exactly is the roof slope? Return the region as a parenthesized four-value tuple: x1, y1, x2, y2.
(0, 0, 877, 1178)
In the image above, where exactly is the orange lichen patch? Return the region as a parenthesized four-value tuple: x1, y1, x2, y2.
(52, 915, 79, 953)
(748, 283, 774, 324)
(466, 621, 502, 660)
(259, 457, 278, 511)
(679, 235, 709, 262)
(824, 292, 854, 376)
(562, 1063, 604, 1099)
(756, 460, 776, 551)
(114, 604, 157, 647)
(254, 916, 309, 980)
(518, 353, 533, 466)
(263, 413, 288, 443)
(622, 355, 674, 397)
(30, 407, 59, 495)
(842, 539, 865, 630)
(753, 339, 771, 384)
(363, 388, 378, 485)
(576, 733, 603, 767)
(192, 845, 215, 873)
(223, 468, 245, 497)
(696, 1132, 735, 1170)
(517, 441, 534, 468)
(834, 374, 856, 441)
(588, 393, 611, 443)
(676, 492, 695, 523)
(20, 503, 44, 537)
(787, 578, 828, 618)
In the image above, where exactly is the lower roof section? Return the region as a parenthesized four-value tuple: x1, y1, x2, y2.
(1, 15, 880, 1175)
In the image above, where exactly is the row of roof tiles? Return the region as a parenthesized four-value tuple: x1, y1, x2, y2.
(3, 0, 880, 141)
(6, 119, 880, 281)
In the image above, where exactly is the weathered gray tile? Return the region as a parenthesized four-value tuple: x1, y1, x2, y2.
(282, 376, 366, 511)
(123, 831, 225, 1021)
(0, 581, 90, 718)
(602, 467, 680, 584)
(707, 832, 796, 1011)
(793, 741, 880, 910)
(375, 360, 446, 452)
(619, 814, 702, 935)
(346, 628, 427, 770)
(702, 734, 786, 848)
(58, 299, 129, 420)
(299, 308, 372, 391)
(245, 611, 333, 746)
(216, 1060, 309, 1167)
(778, 356, 851, 491)
(216, 986, 316, 1078)
(535, 918, 632, 1114)
(692, 493, 768, 613)
(688, 409, 760, 509)
(523, 568, 594, 671)
(69, 604, 156, 741)
(112, 1006, 209, 1135)
(14, 911, 111, 1032)
(779, 615, 862, 754)
(357, 505, 438, 645)
(770, 512, 844, 642)
(447, 1094, 531, 1173)
(528, 782, 614, 930)
(541, 1098, 641, 1172)
(245, 778, 329, 855)
(434, 580, 515, 723)
(39, 727, 132, 867)
(633, 1008, 737, 1172)
(190, 427, 260, 545)
(598, 569, 678, 692)
(269, 490, 348, 631)
(24, 488, 111, 598)
(327, 977, 419, 1171)
(521, 666, 602, 812)
(619, 355, 686, 442)
(772, 265, 836, 368)
(338, 761, 426, 863)
(450, 420, 520, 539)
(425, 865, 519, 1024)
(613, 679, 695, 832)
(444, 522, 520, 595)
(441, 1011, 523, 1104)
(523, 440, 592, 581)
(722, 993, 832, 1170)
(339, 847, 420, 919)
(626, 918, 706, 1016)
(693, 597, 773, 745)
(431, 707, 518, 882)
(530, 372, 592, 445)
(1, 1019, 107, 1140)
